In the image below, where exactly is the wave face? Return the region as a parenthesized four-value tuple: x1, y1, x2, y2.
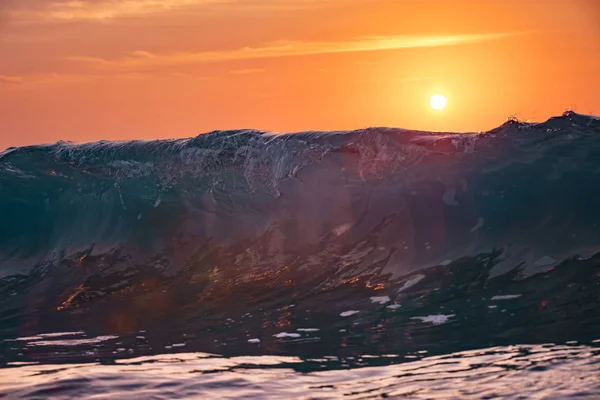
(1, 111, 600, 365)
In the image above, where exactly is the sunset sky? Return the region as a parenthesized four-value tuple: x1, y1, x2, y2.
(1, 0, 599, 149)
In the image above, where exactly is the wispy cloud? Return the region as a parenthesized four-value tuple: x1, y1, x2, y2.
(9, 0, 361, 23)
(231, 68, 265, 75)
(0, 75, 25, 84)
(9, 0, 221, 22)
(68, 32, 524, 71)
(0, 71, 215, 86)
(0, 73, 82, 86)
(47, 0, 220, 21)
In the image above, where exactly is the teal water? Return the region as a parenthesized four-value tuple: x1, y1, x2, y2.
(2, 111, 600, 398)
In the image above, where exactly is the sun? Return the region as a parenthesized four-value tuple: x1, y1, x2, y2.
(430, 94, 447, 110)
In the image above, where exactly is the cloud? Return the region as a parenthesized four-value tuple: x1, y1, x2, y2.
(0, 71, 218, 87)
(230, 68, 265, 74)
(0, 73, 94, 86)
(9, 0, 222, 22)
(0, 0, 14, 33)
(0, 75, 25, 84)
(68, 32, 525, 72)
(51, 0, 221, 21)
(8, 0, 362, 23)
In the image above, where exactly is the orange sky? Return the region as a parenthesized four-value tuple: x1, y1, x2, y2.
(1, 0, 599, 149)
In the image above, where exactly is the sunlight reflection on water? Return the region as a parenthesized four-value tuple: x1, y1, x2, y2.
(1, 343, 599, 399)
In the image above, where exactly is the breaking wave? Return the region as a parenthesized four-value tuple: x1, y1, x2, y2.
(1, 111, 600, 369)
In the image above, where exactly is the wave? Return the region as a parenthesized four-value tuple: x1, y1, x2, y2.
(1, 111, 600, 363)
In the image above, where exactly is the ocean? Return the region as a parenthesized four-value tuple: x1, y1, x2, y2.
(1, 111, 599, 398)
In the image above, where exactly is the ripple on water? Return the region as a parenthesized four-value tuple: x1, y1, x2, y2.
(1, 343, 599, 399)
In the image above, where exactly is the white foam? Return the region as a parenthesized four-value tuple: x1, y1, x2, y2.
(411, 314, 455, 325)
(340, 310, 359, 317)
(471, 218, 485, 232)
(370, 296, 391, 305)
(247, 338, 261, 344)
(13, 331, 86, 342)
(26, 335, 118, 347)
(332, 223, 351, 236)
(387, 304, 402, 310)
(398, 274, 425, 292)
(11, 336, 43, 342)
(491, 294, 522, 301)
(41, 331, 85, 338)
(296, 328, 320, 332)
(273, 333, 301, 339)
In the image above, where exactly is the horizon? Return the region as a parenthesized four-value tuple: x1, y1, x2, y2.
(1, 0, 599, 149)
